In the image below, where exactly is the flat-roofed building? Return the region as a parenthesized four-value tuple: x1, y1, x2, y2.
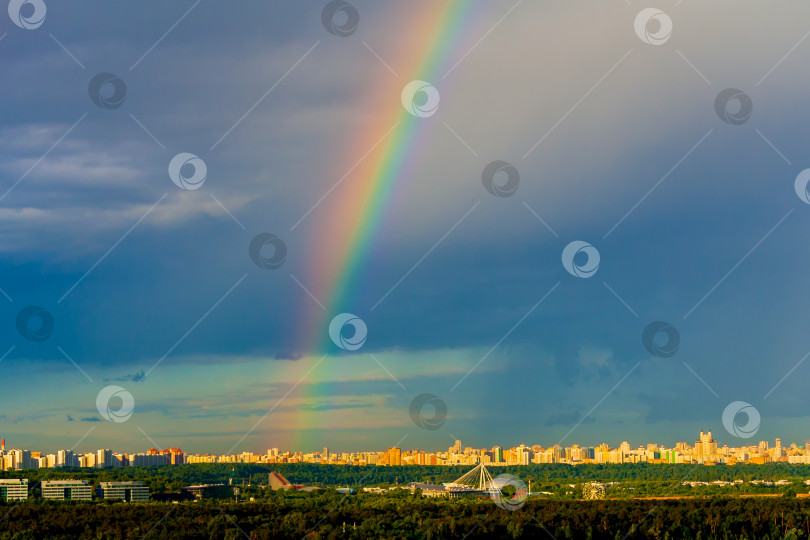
(181, 484, 233, 501)
(0, 479, 28, 500)
(97, 481, 149, 502)
(41, 480, 92, 501)
(408, 482, 483, 499)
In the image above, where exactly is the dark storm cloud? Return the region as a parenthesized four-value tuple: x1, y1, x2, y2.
(3, 0, 810, 450)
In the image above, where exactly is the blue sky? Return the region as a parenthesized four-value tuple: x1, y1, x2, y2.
(2, 0, 810, 455)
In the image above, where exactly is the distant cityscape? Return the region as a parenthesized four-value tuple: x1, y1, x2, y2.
(2, 430, 810, 470)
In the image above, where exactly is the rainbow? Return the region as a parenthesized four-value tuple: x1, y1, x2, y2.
(285, 2, 476, 449)
(310, 1, 473, 336)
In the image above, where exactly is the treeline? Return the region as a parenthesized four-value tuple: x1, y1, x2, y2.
(2, 494, 810, 539)
(1, 462, 809, 494)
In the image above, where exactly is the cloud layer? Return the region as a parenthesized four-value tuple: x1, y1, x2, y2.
(2, 0, 810, 453)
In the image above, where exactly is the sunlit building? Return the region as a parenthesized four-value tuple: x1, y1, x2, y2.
(0, 479, 28, 500)
(694, 430, 717, 461)
(41, 480, 92, 501)
(97, 481, 149, 502)
(388, 447, 401, 466)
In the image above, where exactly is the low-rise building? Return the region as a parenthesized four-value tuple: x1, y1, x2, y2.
(41, 480, 93, 501)
(0, 479, 28, 500)
(97, 481, 149, 502)
(408, 482, 483, 499)
(181, 484, 232, 501)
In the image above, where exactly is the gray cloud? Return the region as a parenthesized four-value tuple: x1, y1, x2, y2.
(3, 0, 810, 451)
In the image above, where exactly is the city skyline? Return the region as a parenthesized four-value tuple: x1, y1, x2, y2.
(3, 429, 810, 464)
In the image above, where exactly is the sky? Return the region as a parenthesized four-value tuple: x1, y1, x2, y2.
(2, 0, 810, 455)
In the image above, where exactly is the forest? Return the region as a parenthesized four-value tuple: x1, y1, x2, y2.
(2, 463, 810, 538)
(2, 494, 810, 539)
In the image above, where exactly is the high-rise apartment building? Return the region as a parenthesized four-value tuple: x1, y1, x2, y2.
(96, 449, 114, 468)
(387, 447, 402, 466)
(11, 450, 36, 470)
(694, 430, 717, 460)
(129, 453, 166, 467)
(661, 449, 679, 463)
(515, 445, 531, 465)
